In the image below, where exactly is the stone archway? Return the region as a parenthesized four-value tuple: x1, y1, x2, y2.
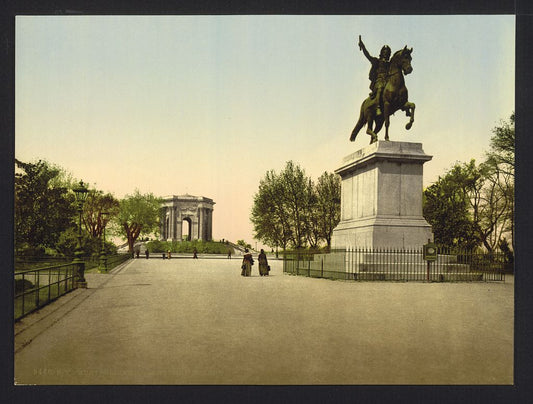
(182, 217, 192, 241)
(160, 194, 215, 241)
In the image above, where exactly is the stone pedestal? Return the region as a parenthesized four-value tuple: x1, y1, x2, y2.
(331, 141, 433, 249)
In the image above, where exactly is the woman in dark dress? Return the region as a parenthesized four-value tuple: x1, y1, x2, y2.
(241, 248, 254, 276)
(258, 249, 269, 276)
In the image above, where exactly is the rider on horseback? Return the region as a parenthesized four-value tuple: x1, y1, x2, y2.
(358, 35, 391, 117)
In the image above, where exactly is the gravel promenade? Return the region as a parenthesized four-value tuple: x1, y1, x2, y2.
(14, 256, 514, 385)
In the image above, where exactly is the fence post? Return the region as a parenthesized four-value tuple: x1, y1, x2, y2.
(48, 267, 51, 301)
(35, 270, 40, 308)
(21, 274, 25, 317)
(344, 246, 354, 277)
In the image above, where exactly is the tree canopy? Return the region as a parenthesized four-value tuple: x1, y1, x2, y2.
(423, 160, 482, 249)
(14, 159, 76, 255)
(486, 113, 515, 251)
(423, 113, 514, 252)
(83, 190, 120, 239)
(487, 112, 514, 176)
(115, 190, 162, 253)
(251, 161, 340, 251)
(314, 172, 341, 248)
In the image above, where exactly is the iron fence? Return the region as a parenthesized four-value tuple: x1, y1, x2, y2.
(14, 256, 73, 271)
(283, 247, 508, 282)
(15, 263, 77, 321)
(15, 253, 131, 273)
(14, 254, 131, 321)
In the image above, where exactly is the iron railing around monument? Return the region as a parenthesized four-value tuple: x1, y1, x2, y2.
(283, 247, 509, 282)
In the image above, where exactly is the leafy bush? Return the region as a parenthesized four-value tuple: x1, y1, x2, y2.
(16, 244, 46, 258)
(51, 226, 117, 260)
(146, 240, 235, 254)
(146, 239, 168, 253)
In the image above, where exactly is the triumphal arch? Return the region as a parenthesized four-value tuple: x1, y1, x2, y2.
(160, 195, 215, 241)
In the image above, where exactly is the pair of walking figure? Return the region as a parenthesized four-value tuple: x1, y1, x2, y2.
(241, 249, 269, 276)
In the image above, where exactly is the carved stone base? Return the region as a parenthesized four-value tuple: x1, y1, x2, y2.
(332, 215, 433, 250)
(331, 141, 433, 249)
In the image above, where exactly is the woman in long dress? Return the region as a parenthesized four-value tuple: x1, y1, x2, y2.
(258, 249, 269, 276)
(241, 248, 254, 276)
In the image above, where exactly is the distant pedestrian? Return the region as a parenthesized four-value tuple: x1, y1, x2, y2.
(258, 249, 269, 276)
(167, 250, 172, 259)
(193, 248, 198, 259)
(227, 249, 232, 259)
(145, 250, 149, 259)
(241, 248, 254, 276)
(135, 249, 140, 259)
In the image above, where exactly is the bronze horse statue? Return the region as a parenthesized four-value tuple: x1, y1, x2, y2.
(350, 46, 415, 143)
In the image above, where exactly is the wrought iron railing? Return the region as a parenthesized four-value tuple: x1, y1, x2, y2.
(15, 263, 77, 321)
(14, 254, 131, 321)
(283, 247, 509, 282)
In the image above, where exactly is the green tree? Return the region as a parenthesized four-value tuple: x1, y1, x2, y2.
(470, 159, 513, 252)
(423, 121, 514, 253)
(423, 161, 480, 249)
(251, 169, 292, 251)
(236, 239, 252, 250)
(251, 162, 313, 250)
(487, 113, 515, 177)
(314, 172, 341, 249)
(55, 227, 116, 259)
(279, 161, 313, 249)
(14, 159, 77, 255)
(115, 190, 162, 254)
(251, 162, 340, 250)
(305, 184, 322, 249)
(485, 113, 514, 251)
(444, 115, 515, 252)
(82, 190, 120, 239)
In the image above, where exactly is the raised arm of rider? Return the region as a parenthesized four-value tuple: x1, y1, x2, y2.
(358, 37, 373, 61)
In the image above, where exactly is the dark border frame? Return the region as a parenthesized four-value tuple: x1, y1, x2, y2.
(2, 1, 531, 403)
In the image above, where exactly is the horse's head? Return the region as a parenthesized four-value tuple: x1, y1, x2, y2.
(391, 46, 413, 75)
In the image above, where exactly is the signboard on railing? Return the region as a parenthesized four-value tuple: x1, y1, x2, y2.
(423, 242, 437, 261)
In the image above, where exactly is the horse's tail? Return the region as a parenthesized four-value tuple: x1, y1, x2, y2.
(350, 101, 366, 142)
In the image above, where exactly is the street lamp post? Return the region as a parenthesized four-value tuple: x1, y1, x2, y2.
(72, 181, 89, 288)
(99, 211, 109, 273)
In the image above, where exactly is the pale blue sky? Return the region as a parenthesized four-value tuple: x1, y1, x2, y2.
(15, 15, 515, 246)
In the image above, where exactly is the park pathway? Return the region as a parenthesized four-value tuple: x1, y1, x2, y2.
(14, 257, 514, 385)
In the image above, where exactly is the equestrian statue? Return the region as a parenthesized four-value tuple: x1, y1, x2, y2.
(350, 35, 415, 144)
